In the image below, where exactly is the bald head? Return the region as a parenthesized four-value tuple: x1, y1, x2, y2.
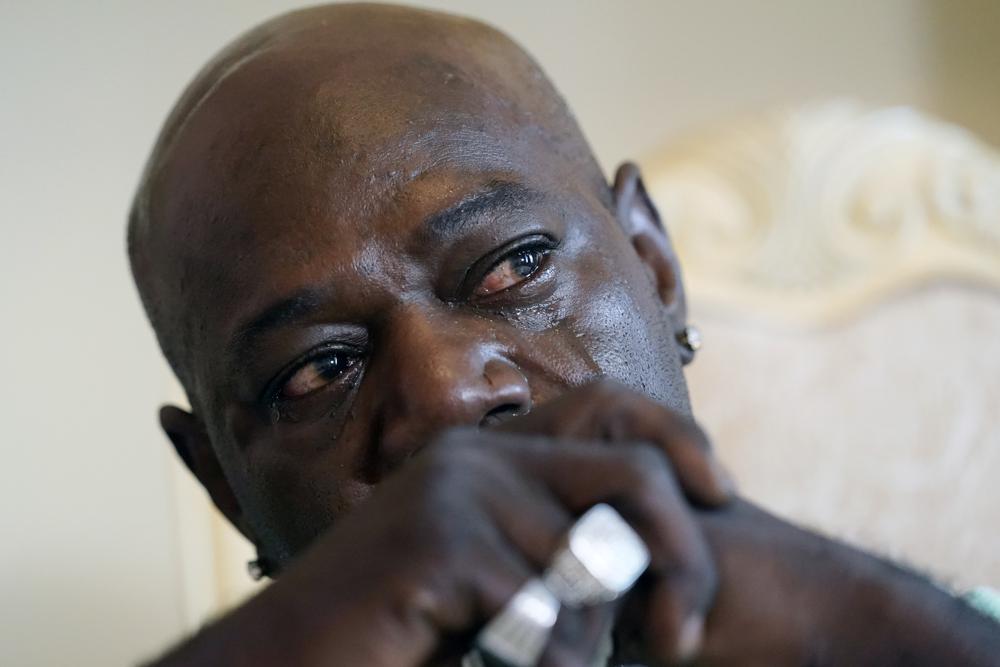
(129, 3, 604, 398)
(129, 3, 688, 559)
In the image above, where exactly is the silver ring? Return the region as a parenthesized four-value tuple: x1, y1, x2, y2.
(463, 504, 648, 666)
(543, 503, 650, 608)
(465, 578, 560, 667)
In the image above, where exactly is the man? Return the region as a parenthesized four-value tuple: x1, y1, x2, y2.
(129, 4, 998, 665)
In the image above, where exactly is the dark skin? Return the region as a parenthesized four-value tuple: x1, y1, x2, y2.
(130, 4, 1000, 665)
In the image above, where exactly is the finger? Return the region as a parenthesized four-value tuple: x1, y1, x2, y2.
(467, 565, 562, 667)
(596, 403, 734, 509)
(421, 430, 612, 665)
(497, 435, 718, 661)
(434, 428, 575, 570)
(431, 434, 622, 667)
(498, 380, 735, 507)
(432, 430, 717, 661)
(604, 444, 715, 664)
(423, 509, 544, 635)
(427, 538, 544, 664)
(574, 383, 733, 508)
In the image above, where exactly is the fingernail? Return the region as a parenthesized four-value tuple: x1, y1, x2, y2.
(676, 614, 704, 662)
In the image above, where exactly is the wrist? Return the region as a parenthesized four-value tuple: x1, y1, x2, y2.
(816, 543, 1000, 665)
(697, 501, 1000, 665)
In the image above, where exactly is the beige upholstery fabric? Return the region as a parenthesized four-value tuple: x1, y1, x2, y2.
(645, 102, 1000, 589)
(688, 288, 1000, 589)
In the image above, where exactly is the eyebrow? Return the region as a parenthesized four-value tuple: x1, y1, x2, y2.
(225, 180, 544, 366)
(424, 180, 542, 239)
(226, 288, 325, 365)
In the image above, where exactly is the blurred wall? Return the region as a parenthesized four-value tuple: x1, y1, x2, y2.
(1, 1, 997, 665)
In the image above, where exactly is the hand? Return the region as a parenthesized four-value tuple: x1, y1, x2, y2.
(498, 381, 1000, 666)
(286, 429, 725, 666)
(496, 381, 864, 665)
(152, 411, 734, 667)
(494, 379, 737, 661)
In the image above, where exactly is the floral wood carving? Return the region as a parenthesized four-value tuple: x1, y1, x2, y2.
(643, 101, 1000, 327)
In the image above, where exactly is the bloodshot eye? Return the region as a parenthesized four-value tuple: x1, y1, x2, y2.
(280, 352, 354, 399)
(474, 247, 550, 297)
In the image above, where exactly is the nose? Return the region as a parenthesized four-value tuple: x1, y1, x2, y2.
(374, 306, 531, 468)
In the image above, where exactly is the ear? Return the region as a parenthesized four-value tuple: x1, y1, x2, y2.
(612, 162, 690, 343)
(159, 405, 255, 542)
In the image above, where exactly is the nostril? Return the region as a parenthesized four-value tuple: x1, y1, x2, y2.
(480, 403, 525, 428)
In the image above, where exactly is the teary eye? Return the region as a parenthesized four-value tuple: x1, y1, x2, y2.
(474, 246, 550, 297)
(280, 351, 355, 399)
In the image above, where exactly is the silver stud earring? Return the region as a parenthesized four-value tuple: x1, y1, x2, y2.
(676, 325, 702, 355)
(247, 558, 267, 581)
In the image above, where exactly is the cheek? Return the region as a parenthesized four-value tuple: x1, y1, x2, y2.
(582, 278, 686, 406)
(555, 233, 689, 409)
(251, 454, 375, 559)
(222, 403, 376, 558)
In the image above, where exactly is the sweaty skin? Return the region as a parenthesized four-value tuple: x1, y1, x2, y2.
(130, 4, 1000, 666)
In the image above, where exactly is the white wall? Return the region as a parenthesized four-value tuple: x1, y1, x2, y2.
(1, 1, 995, 665)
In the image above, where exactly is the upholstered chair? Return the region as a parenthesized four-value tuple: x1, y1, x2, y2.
(644, 101, 1000, 591)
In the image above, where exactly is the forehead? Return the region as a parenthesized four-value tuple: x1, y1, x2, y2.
(155, 26, 575, 241)
(149, 35, 595, 377)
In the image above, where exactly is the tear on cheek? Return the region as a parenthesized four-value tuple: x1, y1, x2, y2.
(502, 296, 570, 332)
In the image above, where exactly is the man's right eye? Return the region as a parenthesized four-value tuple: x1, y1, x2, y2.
(279, 351, 356, 399)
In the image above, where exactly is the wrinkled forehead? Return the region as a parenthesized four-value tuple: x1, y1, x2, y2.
(156, 31, 561, 220)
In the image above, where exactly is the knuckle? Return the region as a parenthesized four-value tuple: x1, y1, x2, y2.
(589, 377, 638, 407)
(589, 376, 627, 396)
(672, 414, 712, 452)
(412, 452, 482, 530)
(585, 378, 635, 412)
(407, 495, 482, 574)
(423, 427, 486, 476)
(667, 556, 718, 608)
(384, 542, 482, 631)
(616, 444, 679, 507)
(685, 418, 713, 450)
(624, 442, 673, 482)
(428, 425, 474, 457)
(582, 380, 645, 438)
